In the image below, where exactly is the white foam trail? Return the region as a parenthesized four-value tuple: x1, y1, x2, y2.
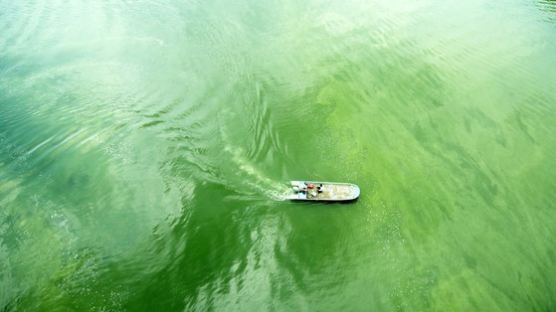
(26, 136, 54, 155)
(218, 110, 289, 201)
(224, 144, 289, 201)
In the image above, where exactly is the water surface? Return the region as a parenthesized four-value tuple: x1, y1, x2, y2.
(1, 0, 556, 310)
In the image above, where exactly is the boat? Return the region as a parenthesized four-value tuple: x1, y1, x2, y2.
(286, 181, 360, 201)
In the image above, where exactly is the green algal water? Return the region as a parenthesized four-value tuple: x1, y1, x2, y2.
(1, 0, 556, 310)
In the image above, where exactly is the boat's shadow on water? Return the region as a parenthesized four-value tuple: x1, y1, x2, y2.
(286, 198, 359, 207)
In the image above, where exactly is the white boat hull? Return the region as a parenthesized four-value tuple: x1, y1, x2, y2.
(286, 181, 360, 201)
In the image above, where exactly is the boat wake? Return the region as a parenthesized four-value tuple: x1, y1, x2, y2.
(224, 145, 289, 201)
(216, 88, 289, 202)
